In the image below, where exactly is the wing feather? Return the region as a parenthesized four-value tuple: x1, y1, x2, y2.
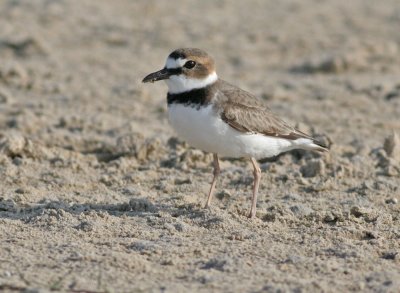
(215, 80, 326, 147)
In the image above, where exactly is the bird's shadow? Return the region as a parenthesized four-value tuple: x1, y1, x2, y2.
(0, 196, 218, 223)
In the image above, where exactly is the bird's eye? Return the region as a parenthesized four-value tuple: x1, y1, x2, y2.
(184, 60, 196, 69)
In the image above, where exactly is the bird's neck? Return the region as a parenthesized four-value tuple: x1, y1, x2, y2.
(167, 77, 219, 107)
(165, 72, 218, 95)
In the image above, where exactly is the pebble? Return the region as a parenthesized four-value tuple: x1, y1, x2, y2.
(350, 206, 379, 222)
(0, 132, 26, 157)
(129, 198, 156, 212)
(383, 132, 400, 160)
(136, 137, 164, 161)
(385, 198, 398, 204)
(74, 221, 94, 232)
(290, 204, 314, 217)
(300, 159, 326, 178)
(0, 61, 30, 88)
(0, 87, 13, 104)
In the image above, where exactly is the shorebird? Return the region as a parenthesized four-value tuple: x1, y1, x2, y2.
(142, 48, 328, 219)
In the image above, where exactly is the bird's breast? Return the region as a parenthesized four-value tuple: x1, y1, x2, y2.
(167, 103, 236, 155)
(167, 103, 299, 159)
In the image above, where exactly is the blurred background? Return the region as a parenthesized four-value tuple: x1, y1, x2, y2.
(1, 0, 399, 292)
(1, 0, 400, 144)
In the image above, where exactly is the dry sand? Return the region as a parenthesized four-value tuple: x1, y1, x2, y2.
(0, 0, 400, 292)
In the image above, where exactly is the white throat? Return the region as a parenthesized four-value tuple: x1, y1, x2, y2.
(165, 72, 218, 94)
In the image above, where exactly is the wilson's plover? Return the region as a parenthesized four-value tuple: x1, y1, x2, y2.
(143, 48, 328, 219)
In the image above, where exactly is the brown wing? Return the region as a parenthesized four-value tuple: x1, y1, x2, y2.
(215, 80, 314, 140)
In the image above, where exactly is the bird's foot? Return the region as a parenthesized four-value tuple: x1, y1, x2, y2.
(248, 210, 256, 219)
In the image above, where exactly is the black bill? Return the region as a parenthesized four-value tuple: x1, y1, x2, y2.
(142, 67, 182, 83)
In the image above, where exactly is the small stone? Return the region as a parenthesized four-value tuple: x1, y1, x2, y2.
(290, 204, 314, 217)
(174, 222, 187, 232)
(167, 136, 187, 150)
(1, 37, 47, 56)
(323, 213, 337, 223)
(201, 257, 232, 272)
(383, 132, 400, 159)
(383, 164, 400, 177)
(21, 289, 41, 293)
(0, 61, 30, 88)
(350, 206, 379, 222)
(0, 132, 26, 157)
(350, 206, 365, 217)
(385, 198, 398, 204)
(155, 181, 173, 193)
(12, 157, 23, 165)
(300, 159, 325, 178)
(0, 198, 16, 212)
(311, 179, 334, 192)
(116, 132, 144, 155)
(68, 251, 84, 261)
(381, 251, 398, 260)
(0, 87, 12, 104)
(228, 232, 244, 241)
(364, 230, 379, 239)
(163, 223, 176, 233)
(99, 174, 112, 186)
(296, 177, 309, 185)
(15, 188, 26, 194)
(161, 259, 175, 266)
(262, 213, 276, 222)
(136, 137, 164, 161)
(174, 178, 192, 185)
(129, 198, 156, 212)
(180, 149, 211, 168)
(75, 221, 94, 232)
(121, 187, 139, 196)
(385, 90, 399, 100)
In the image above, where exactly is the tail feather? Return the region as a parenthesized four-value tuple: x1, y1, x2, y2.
(311, 139, 329, 152)
(290, 129, 330, 153)
(293, 138, 329, 153)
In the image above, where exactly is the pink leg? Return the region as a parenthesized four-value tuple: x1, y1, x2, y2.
(249, 157, 261, 219)
(204, 154, 220, 208)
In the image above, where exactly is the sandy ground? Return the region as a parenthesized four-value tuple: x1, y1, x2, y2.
(0, 0, 400, 292)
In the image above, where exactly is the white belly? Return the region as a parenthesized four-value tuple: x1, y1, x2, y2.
(168, 104, 309, 159)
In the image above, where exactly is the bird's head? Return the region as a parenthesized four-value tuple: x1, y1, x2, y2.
(142, 48, 218, 94)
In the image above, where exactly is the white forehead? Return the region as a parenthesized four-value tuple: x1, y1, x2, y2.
(165, 57, 187, 69)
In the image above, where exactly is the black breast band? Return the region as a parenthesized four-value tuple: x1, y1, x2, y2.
(167, 86, 213, 107)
